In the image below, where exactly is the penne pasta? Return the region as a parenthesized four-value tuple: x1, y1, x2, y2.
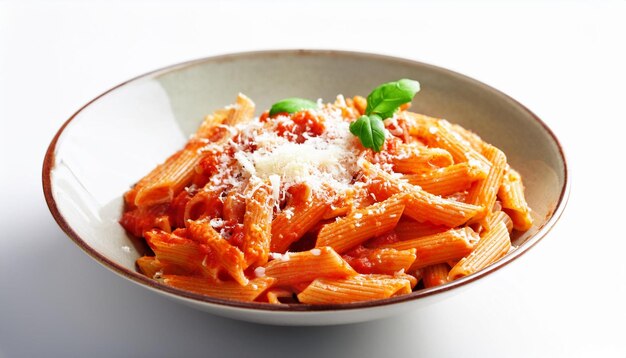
(466, 144, 507, 222)
(136, 256, 165, 279)
(144, 229, 219, 279)
(194, 107, 230, 140)
(483, 209, 514, 233)
(223, 93, 256, 126)
(163, 275, 275, 302)
(498, 167, 534, 231)
(400, 111, 439, 138)
(393, 218, 448, 240)
(448, 222, 511, 280)
(401, 162, 486, 196)
(270, 197, 329, 253)
(183, 187, 223, 223)
(361, 159, 482, 227)
(297, 274, 413, 304)
(390, 143, 453, 173)
(342, 246, 417, 275)
(186, 220, 249, 286)
(265, 288, 296, 304)
(129, 141, 204, 207)
(263, 247, 357, 287)
(378, 227, 479, 270)
(352, 95, 367, 115)
(242, 180, 275, 267)
(421, 119, 491, 176)
(120, 204, 171, 237)
(315, 194, 405, 253)
(422, 263, 450, 288)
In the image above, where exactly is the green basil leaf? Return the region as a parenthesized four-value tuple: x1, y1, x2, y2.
(365, 79, 420, 119)
(369, 114, 385, 152)
(349, 114, 386, 152)
(269, 97, 318, 116)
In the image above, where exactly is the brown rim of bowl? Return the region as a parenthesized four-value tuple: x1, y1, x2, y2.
(42, 49, 570, 312)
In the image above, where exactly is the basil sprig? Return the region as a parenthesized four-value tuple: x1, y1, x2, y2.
(269, 97, 318, 117)
(350, 79, 420, 152)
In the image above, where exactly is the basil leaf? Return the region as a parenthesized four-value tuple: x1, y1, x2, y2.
(349, 114, 385, 152)
(269, 97, 318, 116)
(369, 114, 385, 152)
(365, 79, 420, 119)
(350, 115, 373, 148)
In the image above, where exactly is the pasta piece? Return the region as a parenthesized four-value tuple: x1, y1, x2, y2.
(404, 188, 482, 227)
(186, 220, 249, 286)
(325, 185, 375, 219)
(352, 95, 367, 115)
(449, 122, 485, 153)
(136, 256, 163, 278)
(379, 227, 479, 270)
(183, 187, 223, 222)
(120, 204, 171, 237)
(136, 256, 188, 278)
(223, 93, 256, 126)
(390, 143, 453, 174)
(361, 159, 481, 227)
(448, 221, 511, 280)
(395, 271, 419, 288)
(394, 218, 447, 240)
(194, 107, 230, 140)
(483, 209, 514, 233)
(265, 289, 296, 304)
(421, 119, 491, 176)
(270, 197, 329, 253)
(222, 188, 246, 223)
(400, 111, 439, 137)
(297, 274, 412, 304)
(129, 141, 205, 207)
(342, 246, 417, 275)
(505, 209, 533, 232)
(263, 247, 356, 287)
(401, 162, 486, 196)
(422, 263, 450, 288)
(144, 229, 218, 279)
(466, 144, 507, 222)
(163, 275, 275, 302)
(242, 180, 275, 267)
(498, 167, 534, 231)
(333, 95, 361, 120)
(315, 194, 405, 253)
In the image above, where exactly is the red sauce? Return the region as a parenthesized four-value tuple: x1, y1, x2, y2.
(343, 245, 375, 274)
(168, 189, 195, 228)
(186, 192, 223, 221)
(120, 204, 169, 237)
(226, 222, 245, 250)
(274, 111, 325, 143)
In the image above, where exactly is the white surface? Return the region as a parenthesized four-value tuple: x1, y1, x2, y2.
(1, 0, 624, 356)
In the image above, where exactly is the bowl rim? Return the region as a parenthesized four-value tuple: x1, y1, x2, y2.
(42, 49, 570, 312)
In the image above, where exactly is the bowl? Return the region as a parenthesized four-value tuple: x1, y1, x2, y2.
(43, 50, 569, 325)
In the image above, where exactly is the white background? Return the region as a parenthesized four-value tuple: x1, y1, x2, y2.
(1, 1, 625, 357)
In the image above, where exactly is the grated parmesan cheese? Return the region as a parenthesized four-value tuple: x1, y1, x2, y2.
(270, 252, 291, 262)
(254, 266, 266, 278)
(197, 104, 361, 204)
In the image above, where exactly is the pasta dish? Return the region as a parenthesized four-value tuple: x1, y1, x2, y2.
(120, 80, 533, 304)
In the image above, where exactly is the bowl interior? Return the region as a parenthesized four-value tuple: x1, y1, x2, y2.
(45, 50, 567, 312)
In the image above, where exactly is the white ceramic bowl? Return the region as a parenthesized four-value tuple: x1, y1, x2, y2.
(43, 50, 569, 325)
